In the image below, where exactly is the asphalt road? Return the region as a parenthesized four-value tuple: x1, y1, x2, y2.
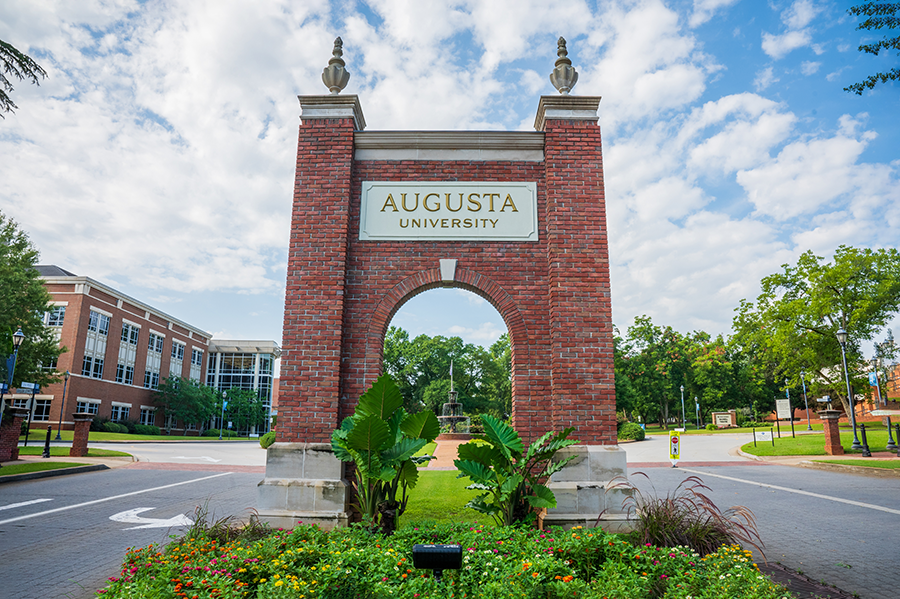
(0, 467, 260, 599)
(5, 434, 899, 599)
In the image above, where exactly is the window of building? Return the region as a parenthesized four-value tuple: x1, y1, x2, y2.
(170, 341, 185, 377)
(190, 348, 203, 381)
(33, 399, 52, 421)
(110, 404, 130, 421)
(139, 407, 156, 426)
(82, 309, 110, 379)
(116, 323, 140, 385)
(44, 306, 66, 327)
(76, 399, 100, 415)
(143, 332, 164, 389)
(164, 413, 176, 430)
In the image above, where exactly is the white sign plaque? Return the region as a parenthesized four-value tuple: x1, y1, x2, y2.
(359, 181, 538, 241)
(775, 398, 791, 420)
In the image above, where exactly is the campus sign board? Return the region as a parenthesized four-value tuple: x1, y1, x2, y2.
(775, 398, 791, 420)
(359, 181, 539, 241)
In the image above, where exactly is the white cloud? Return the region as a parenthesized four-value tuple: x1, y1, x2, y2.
(783, 0, 820, 29)
(753, 66, 779, 90)
(689, 0, 740, 27)
(801, 61, 821, 75)
(736, 116, 896, 220)
(447, 322, 505, 344)
(762, 29, 812, 59)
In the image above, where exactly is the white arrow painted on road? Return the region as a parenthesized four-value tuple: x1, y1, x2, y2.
(172, 456, 221, 462)
(110, 507, 193, 530)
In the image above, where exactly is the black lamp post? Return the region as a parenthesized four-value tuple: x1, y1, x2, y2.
(800, 370, 812, 431)
(1, 327, 26, 411)
(55, 371, 69, 441)
(694, 396, 700, 429)
(836, 328, 861, 450)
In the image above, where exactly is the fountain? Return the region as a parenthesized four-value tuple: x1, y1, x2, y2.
(436, 361, 471, 440)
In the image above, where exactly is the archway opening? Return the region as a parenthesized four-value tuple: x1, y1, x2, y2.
(382, 288, 511, 427)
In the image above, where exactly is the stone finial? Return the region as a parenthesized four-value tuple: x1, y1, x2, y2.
(322, 37, 351, 95)
(549, 36, 578, 95)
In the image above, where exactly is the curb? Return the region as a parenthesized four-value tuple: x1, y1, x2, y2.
(796, 459, 900, 478)
(0, 463, 110, 484)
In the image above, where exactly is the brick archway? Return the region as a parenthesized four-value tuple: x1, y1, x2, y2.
(260, 92, 628, 531)
(359, 266, 532, 428)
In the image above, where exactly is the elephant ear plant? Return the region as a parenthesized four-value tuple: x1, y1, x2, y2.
(331, 374, 439, 534)
(454, 414, 579, 526)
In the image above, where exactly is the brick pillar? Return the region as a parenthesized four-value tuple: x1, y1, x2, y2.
(537, 96, 630, 532)
(258, 95, 364, 531)
(279, 95, 363, 445)
(538, 96, 615, 445)
(0, 407, 29, 462)
(819, 410, 845, 456)
(69, 412, 94, 457)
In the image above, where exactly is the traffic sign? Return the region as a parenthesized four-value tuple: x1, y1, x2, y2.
(669, 431, 681, 465)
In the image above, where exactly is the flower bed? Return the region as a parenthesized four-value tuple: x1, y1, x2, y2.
(98, 522, 793, 598)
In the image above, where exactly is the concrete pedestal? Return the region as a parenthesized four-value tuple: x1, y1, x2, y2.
(256, 442, 350, 530)
(818, 410, 845, 456)
(544, 444, 633, 532)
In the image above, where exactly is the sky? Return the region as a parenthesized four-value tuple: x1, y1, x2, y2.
(1, 0, 898, 354)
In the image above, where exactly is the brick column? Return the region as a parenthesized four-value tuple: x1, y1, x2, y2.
(0, 407, 29, 462)
(69, 412, 94, 457)
(258, 95, 364, 531)
(538, 96, 615, 445)
(537, 96, 630, 532)
(279, 95, 364, 444)
(819, 410, 845, 456)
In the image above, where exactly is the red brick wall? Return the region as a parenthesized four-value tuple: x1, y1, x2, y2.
(281, 112, 615, 445)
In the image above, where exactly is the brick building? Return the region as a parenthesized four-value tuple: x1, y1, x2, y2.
(29, 265, 212, 432)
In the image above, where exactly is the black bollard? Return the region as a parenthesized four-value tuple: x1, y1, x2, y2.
(886, 417, 897, 451)
(42, 426, 52, 458)
(895, 424, 900, 457)
(858, 423, 872, 457)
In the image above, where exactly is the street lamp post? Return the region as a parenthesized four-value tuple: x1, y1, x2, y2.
(679, 385, 686, 429)
(219, 395, 228, 440)
(799, 370, 812, 431)
(695, 396, 700, 429)
(55, 371, 70, 441)
(836, 328, 862, 450)
(1, 328, 26, 411)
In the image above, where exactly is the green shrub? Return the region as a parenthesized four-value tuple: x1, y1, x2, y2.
(120, 420, 138, 434)
(133, 424, 160, 436)
(260, 431, 276, 448)
(617, 422, 645, 441)
(706, 423, 717, 431)
(91, 417, 111, 432)
(102, 421, 128, 433)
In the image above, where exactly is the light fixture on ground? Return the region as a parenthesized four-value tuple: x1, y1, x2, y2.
(55, 370, 69, 441)
(835, 328, 861, 450)
(679, 384, 685, 429)
(412, 544, 462, 582)
(799, 370, 812, 431)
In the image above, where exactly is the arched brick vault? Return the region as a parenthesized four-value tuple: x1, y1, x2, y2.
(354, 266, 532, 434)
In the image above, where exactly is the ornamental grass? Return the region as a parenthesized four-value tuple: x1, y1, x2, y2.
(98, 520, 793, 599)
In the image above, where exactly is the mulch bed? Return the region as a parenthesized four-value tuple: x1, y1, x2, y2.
(758, 563, 857, 599)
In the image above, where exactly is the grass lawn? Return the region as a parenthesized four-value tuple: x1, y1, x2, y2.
(741, 430, 894, 456)
(812, 459, 900, 469)
(413, 442, 437, 467)
(0, 461, 86, 476)
(16, 446, 131, 457)
(401, 469, 481, 525)
(19, 430, 255, 442)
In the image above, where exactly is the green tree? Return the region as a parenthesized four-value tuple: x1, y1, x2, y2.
(222, 387, 268, 433)
(732, 246, 900, 418)
(0, 39, 47, 117)
(153, 376, 218, 433)
(382, 326, 510, 417)
(0, 211, 64, 389)
(845, 3, 900, 94)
